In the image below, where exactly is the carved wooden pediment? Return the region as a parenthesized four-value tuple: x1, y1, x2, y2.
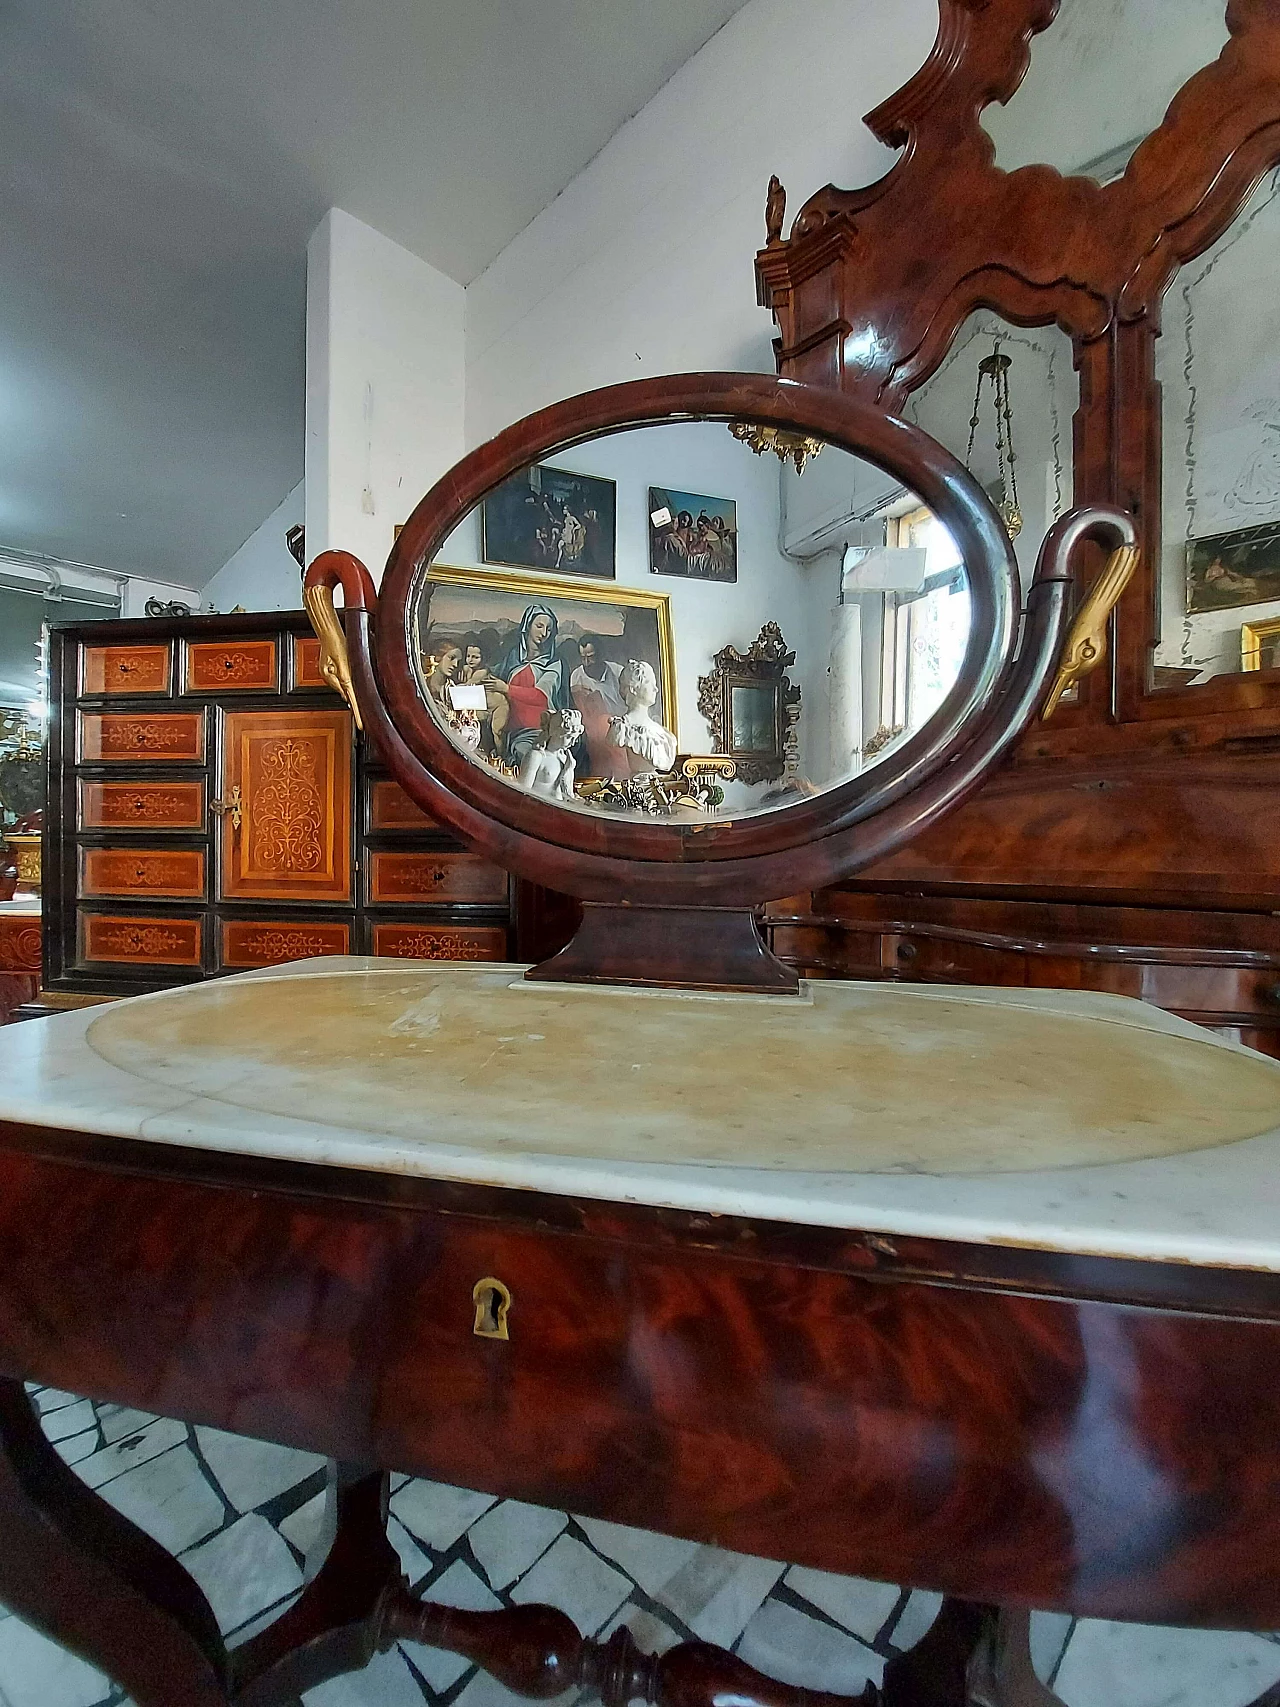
(757, 0, 1280, 735)
(757, 0, 1280, 408)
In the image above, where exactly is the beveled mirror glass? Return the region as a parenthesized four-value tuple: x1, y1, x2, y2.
(409, 420, 973, 822)
(1155, 166, 1280, 688)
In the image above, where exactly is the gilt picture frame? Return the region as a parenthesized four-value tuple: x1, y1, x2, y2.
(1241, 614, 1280, 672)
(410, 564, 677, 777)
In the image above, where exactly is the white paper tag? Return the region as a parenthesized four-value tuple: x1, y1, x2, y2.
(448, 684, 488, 710)
(650, 506, 672, 528)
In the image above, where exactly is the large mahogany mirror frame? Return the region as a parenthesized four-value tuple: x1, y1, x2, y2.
(305, 372, 1135, 989)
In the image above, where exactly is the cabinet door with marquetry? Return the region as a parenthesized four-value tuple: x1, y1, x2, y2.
(217, 709, 353, 902)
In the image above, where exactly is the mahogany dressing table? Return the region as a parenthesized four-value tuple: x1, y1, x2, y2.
(0, 363, 1277, 1707)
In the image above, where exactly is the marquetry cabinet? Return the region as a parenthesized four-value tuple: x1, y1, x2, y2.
(42, 612, 515, 997)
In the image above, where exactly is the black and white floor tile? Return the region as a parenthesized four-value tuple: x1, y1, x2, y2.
(4, 1386, 1280, 1707)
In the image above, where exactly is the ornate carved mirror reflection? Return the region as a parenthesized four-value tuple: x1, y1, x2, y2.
(697, 624, 801, 789)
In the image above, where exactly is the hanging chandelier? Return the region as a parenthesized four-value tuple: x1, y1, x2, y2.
(965, 342, 1023, 540)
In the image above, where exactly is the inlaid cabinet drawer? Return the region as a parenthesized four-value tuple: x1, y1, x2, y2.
(369, 852, 508, 906)
(80, 849, 206, 900)
(79, 781, 205, 832)
(292, 636, 327, 690)
(185, 640, 279, 693)
(369, 780, 436, 830)
(79, 712, 205, 764)
(220, 919, 351, 969)
(79, 913, 203, 967)
(81, 644, 170, 696)
(372, 923, 508, 962)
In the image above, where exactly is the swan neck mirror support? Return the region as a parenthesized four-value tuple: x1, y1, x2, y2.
(304, 377, 1137, 993)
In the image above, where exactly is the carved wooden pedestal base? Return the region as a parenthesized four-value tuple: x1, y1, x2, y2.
(2, 1377, 1269, 1707)
(526, 903, 800, 993)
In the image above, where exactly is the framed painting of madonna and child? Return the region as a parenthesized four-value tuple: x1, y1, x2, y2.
(411, 564, 676, 784)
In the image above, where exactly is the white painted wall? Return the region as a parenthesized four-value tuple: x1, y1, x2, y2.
(202, 482, 304, 613)
(306, 209, 465, 578)
(464, 0, 938, 444)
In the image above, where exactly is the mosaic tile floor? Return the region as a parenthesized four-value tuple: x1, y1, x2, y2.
(4, 1387, 1280, 1707)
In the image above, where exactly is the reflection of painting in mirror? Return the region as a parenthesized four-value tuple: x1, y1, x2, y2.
(649, 488, 737, 582)
(1242, 616, 1280, 672)
(424, 422, 970, 815)
(412, 566, 674, 782)
(1157, 169, 1280, 683)
(731, 684, 777, 752)
(481, 465, 615, 578)
(1187, 524, 1280, 614)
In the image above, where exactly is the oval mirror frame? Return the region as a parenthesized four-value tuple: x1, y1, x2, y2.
(310, 371, 1135, 909)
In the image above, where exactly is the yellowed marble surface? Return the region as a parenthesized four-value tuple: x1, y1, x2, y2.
(83, 962, 1280, 1176)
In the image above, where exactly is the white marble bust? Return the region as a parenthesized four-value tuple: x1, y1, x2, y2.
(606, 660, 677, 776)
(518, 708, 584, 801)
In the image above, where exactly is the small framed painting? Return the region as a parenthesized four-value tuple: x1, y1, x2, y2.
(1186, 521, 1280, 614)
(649, 487, 737, 582)
(481, 465, 615, 579)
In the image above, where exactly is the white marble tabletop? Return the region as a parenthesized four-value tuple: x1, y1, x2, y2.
(2, 957, 1280, 1271)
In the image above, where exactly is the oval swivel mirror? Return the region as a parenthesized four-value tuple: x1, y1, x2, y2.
(304, 373, 1137, 993)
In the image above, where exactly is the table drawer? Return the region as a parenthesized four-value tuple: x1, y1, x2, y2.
(79, 912, 203, 967)
(185, 640, 279, 693)
(220, 919, 351, 969)
(368, 852, 508, 906)
(80, 849, 206, 900)
(79, 781, 205, 831)
(371, 923, 508, 961)
(79, 712, 205, 764)
(81, 644, 170, 696)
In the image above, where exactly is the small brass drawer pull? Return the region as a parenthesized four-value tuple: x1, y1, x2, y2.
(472, 1277, 511, 1341)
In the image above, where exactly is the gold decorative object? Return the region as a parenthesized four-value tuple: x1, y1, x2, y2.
(209, 784, 243, 833)
(697, 622, 801, 786)
(7, 834, 40, 893)
(1241, 614, 1280, 672)
(302, 581, 364, 730)
(863, 723, 905, 758)
(472, 1277, 512, 1341)
(1042, 542, 1141, 720)
(728, 422, 825, 475)
(965, 343, 1023, 540)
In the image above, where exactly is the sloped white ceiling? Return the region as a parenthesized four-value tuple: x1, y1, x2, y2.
(0, 0, 750, 585)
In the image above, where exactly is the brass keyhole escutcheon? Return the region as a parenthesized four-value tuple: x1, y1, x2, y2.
(209, 783, 243, 833)
(472, 1278, 512, 1341)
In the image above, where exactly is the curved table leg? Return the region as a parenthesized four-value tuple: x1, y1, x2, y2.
(0, 1392, 1072, 1707)
(230, 1463, 400, 1705)
(879, 1599, 994, 1707)
(0, 1378, 230, 1707)
(968, 1609, 1066, 1707)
